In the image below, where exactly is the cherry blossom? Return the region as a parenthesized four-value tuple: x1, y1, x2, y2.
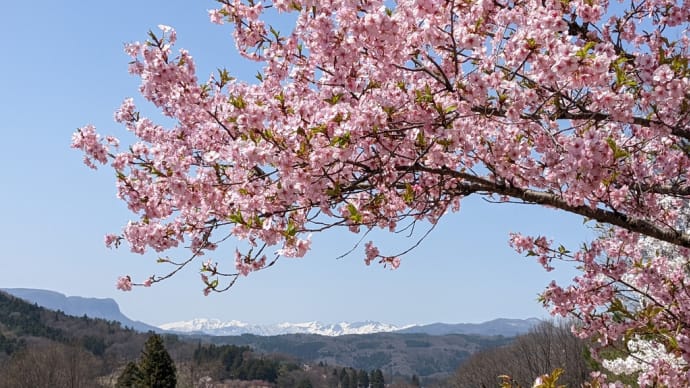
(116, 276, 132, 292)
(73, 1, 689, 383)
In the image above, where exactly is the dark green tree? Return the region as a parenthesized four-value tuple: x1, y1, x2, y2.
(137, 334, 177, 388)
(340, 368, 351, 388)
(296, 378, 314, 388)
(116, 361, 141, 388)
(357, 369, 369, 388)
(369, 369, 384, 388)
(349, 368, 358, 388)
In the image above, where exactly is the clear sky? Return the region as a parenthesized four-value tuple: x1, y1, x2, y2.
(0, 1, 593, 327)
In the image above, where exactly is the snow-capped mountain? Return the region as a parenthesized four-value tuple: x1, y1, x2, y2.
(158, 317, 542, 336)
(159, 319, 413, 336)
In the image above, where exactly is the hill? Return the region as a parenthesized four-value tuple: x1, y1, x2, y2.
(0, 290, 304, 387)
(198, 331, 512, 380)
(397, 318, 542, 336)
(2, 288, 159, 333)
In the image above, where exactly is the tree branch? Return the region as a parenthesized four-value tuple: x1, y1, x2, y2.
(402, 164, 690, 248)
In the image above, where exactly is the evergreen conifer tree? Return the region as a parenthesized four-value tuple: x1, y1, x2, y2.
(340, 369, 350, 388)
(137, 333, 177, 388)
(115, 361, 141, 388)
(357, 369, 369, 388)
(369, 369, 384, 388)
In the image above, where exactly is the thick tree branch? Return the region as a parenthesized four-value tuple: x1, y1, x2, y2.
(403, 164, 690, 248)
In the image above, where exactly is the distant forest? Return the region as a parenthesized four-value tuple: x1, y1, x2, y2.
(0, 291, 607, 387)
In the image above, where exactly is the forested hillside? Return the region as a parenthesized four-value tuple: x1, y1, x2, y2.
(0, 291, 312, 387)
(205, 332, 512, 380)
(0, 290, 598, 386)
(0, 290, 512, 386)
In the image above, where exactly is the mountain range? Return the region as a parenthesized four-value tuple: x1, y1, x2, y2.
(159, 319, 414, 336)
(3, 288, 540, 337)
(159, 317, 541, 337)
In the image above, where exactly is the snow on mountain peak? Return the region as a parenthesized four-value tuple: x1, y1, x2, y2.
(158, 319, 413, 336)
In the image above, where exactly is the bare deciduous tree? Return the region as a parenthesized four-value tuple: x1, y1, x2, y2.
(451, 321, 590, 387)
(0, 342, 101, 388)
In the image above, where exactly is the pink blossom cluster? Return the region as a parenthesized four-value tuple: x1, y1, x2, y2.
(364, 241, 400, 269)
(116, 276, 132, 291)
(234, 249, 266, 276)
(73, 0, 690, 382)
(71, 125, 110, 169)
(531, 221, 690, 384)
(509, 234, 554, 271)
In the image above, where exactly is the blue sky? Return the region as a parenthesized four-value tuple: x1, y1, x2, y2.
(0, 1, 592, 326)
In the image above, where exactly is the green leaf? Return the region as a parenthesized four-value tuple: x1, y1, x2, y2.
(403, 183, 415, 204)
(218, 68, 234, 87)
(575, 41, 596, 60)
(347, 203, 362, 223)
(325, 93, 343, 105)
(228, 211, 245, 225)
(229, 94, 246, 109)
(367, 80, 381, 90)
(416, 130, 426, 147)
(331, 132, 351, 147)
(332, 112, 345, 124)
(269, 26, 280, 39)
(326, 182, 341, 198)
(606, 137, 630, 159)
(532, 368, 564, 388)
(414, 84, 434, 104)
(670, 55, 688, 75)
(285, 220, 297, 237)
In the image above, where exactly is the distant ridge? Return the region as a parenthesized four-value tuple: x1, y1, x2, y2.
(396, 318, 542, 337)
(2, 288, 541, 338)
(159, 317, 540, 337)
(2, 288, 160, 333)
